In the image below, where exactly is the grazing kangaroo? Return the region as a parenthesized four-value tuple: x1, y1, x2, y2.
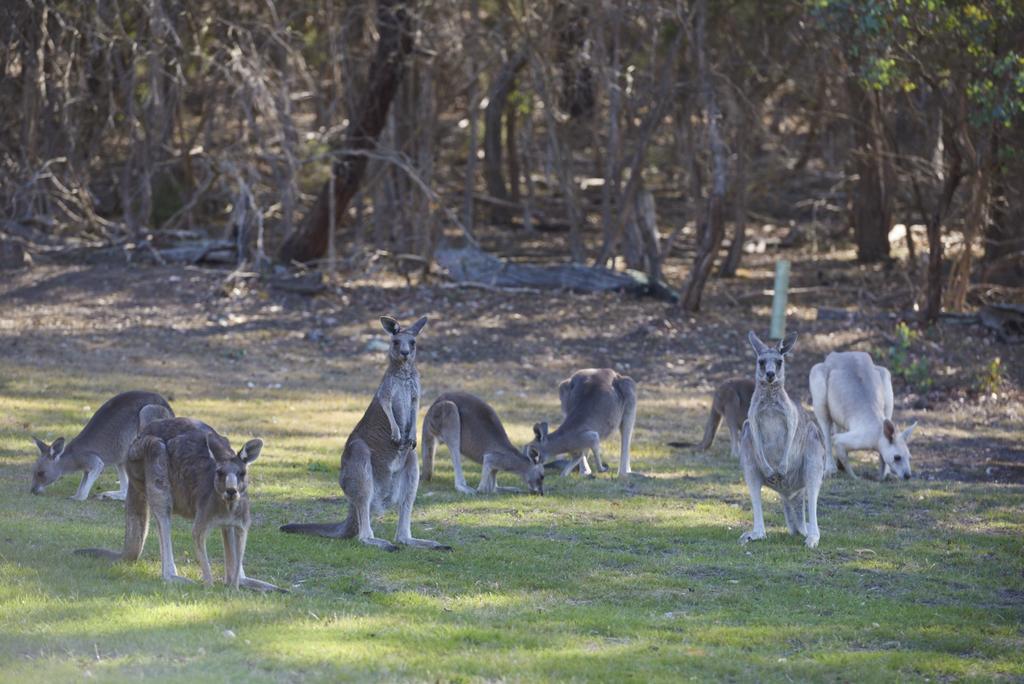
(809, 351, 917, 480)
(76, 417, 280, 591)
(526, 368, 637, 478)
(683, 378, 755, 457)
(421, 391, 544, 495)
(281, 316, 450, 552)
(738, 332, 827, 548)
(30, 390, 174, 501)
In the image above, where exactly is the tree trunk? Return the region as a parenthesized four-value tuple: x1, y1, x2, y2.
(680, 0, 727, 313)
(483, 49, 527, 223)
(277, 0, 414, 264)
(846, 77, 891, 262)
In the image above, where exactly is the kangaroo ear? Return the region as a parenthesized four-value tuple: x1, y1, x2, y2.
(407, 316, 428, 336)
(204, 433, 216, 460)
(883, 419, 896, 443)
(779, 332, 798, 355)
(748, 331, 769, 356)
(32, 437, 49, 455)
(533, 422, 549, 441)
(49, 438, 66, 460)
(240, 438, 263, 464)
(380, 316, 401, 335)
(526, 445, 542, 464)
(900, 422, 917, 443)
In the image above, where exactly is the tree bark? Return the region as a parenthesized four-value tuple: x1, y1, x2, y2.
(846, 77, 891, 262)
(681, 0, 727, 313)
(277, 0, 414, 264)
(483, 49, 527, 222)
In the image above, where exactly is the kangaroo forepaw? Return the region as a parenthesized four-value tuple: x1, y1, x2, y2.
(455, 484, 477, 495)
(804, 534, 820, 549)
(400, 438, 417, 451)
(597, 463, 609, 473)
(98, 490, 127, 501)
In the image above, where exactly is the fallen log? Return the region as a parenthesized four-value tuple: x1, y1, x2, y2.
(434, 245, 678, 300)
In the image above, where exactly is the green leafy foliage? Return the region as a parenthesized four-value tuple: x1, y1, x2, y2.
(887, 321, 933, 391)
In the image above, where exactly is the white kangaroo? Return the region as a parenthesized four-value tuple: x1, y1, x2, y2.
(809, 351, 917, 480)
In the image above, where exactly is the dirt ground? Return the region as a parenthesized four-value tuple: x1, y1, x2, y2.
(1, 241, 1021, 483)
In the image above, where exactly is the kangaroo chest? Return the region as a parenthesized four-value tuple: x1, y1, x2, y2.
(756, 404, 790, 466)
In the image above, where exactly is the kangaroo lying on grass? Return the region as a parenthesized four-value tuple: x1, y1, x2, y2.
(738, 332, 827, 548)
(810, 351, 917, 480)
(421, 391, 544, 495)
(281, 316, 450, 552)
(76, 417, 280, 591)
(669, 378, 754, 457)
(31, 390, 173, 501)
(526, 368, 637, 478)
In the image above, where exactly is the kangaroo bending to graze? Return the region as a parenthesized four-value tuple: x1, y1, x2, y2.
(421, 391, 544, 496)
(30, 391, 174, 501)
(281, 316, 450, 552)
(681, 378, 754, 457)
(526, 368, 637, 478)
(738, 332, 827, 548)
(75, 417, 281, 591)
(809, 351, 917, 480)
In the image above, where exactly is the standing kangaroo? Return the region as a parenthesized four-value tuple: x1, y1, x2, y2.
(421, 391, 544, 495)
(810, 351, 917, 480)
(738, 332, 827, 548)
(526, 368, 637, 478)
(30, 390, 174, 500)
(281, 316, 450, 552)
(76, 417, 280, 591)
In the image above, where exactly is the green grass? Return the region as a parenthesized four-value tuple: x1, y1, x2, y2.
(1, 365, 1022, 682)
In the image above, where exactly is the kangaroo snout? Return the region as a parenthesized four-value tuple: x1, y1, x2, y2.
(765, 371, 776, 382)
(224, 488, 238, 500)
(30, 485, 42, 495)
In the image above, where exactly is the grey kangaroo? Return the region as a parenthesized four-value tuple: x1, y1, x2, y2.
(76, 417, 280, 591)
(810, 351, 917, 480)
(671, 378, 754, 457)
(30, 390, 173, 501)
(281, 316, 450, 552)
(526, 368, 637, 478)
(737, 332, 827, 548)
(421, 391, 544, 495)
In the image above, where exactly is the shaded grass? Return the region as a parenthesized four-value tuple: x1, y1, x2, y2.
(0, 362, 1022, 682)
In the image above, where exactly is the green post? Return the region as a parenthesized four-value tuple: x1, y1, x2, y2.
(769, 259, 790, 341)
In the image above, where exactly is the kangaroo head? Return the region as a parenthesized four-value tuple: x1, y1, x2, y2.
(748, 331, 796, 388)
(523, 444, 545, 495)
(380, 315, 428, 366)
(208, 434, 262, 505)
(877, 419, 915, 481)
(30, 437, 66, 494)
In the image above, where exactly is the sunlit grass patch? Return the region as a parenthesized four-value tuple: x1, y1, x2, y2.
(0, 360, 1021, 680)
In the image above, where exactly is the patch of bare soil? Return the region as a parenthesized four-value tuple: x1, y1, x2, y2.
(0, 243, 1020, 483)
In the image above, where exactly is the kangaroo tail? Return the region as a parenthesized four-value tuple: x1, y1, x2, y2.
(420, 418, 434, 482)
(280, 508, 357, 539)
(74, 548, 121, 560)
(697, 405, 722, 451)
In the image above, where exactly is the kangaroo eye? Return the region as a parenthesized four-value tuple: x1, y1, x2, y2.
(759, 360, 766, 368)
(410, 340, 415, 347)
(893, 455, 902, 462)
